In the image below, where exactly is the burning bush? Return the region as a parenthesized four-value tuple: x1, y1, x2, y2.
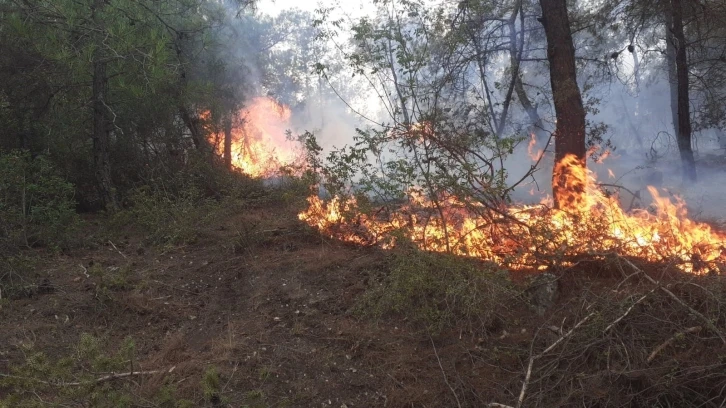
(300, 153, 726, 274)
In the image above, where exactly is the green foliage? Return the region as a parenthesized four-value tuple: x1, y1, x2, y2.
(309, 1, 539, 256)
(358, 249, 517, 335)
(111, 152, 287, 246)
(0, 150, 79, 251)
(0, 0, 234, 208)
(113, 184, 215, 247)
(86, 262, 135, 303)
(202, 366, 221, 403)
(1, 334, 133, 406)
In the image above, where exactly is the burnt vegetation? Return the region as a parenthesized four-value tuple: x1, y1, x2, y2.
(1, 0, 726, 407)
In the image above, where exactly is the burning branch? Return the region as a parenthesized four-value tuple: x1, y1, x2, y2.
(301, 153, 726, 274)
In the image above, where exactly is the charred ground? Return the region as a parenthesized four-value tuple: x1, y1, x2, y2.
(1, 188, 726, 407)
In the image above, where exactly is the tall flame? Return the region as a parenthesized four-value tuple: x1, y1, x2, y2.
(208, 97, 300, 177)
(299, 154, 726, 273)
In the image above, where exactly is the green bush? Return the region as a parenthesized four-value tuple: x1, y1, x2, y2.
(358, 249, 518, 335)
(113, 184, 215, 246)
(0, 150, 78, 250)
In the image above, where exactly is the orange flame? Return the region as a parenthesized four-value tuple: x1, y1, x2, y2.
(299, 154, 726, 273)
(208, 97, 301, 177)
(527, 133, 543, 161)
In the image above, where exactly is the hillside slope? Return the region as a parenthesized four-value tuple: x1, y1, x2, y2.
(1, 196, 725, 407)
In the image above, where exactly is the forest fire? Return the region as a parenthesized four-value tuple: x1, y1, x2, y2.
(209, 97, 300, 177)
(299, 154, 726, 273)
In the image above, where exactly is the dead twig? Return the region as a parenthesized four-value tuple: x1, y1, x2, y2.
(430, 336, 462, 408)
(603, 289, 655, 334)
(537, 312, 596, 358)
(614, 254, 726, 344)
(78, 264, 89, 278)
(647, 326, 702, 363)
(221, 362, 239, 393)
(151, 279, 198, 295)
(493, 311, 596, 408)
(108, 240, 128, 259)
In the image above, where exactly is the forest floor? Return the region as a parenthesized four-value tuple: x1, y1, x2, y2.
(2, 191, 726, 407)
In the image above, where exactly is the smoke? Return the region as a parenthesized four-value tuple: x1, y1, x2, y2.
(209, 2, 365, 168)
(218, 1, 726, 222)
(504, 63, 726, 222)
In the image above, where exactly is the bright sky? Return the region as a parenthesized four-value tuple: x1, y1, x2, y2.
(256, 0, 313, 15)
(256, 0, 374, 18)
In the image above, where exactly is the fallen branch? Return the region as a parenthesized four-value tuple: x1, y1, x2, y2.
(108, 240, 128, 259)
(603, 289, 655, 334)
(430, 336, 462, 408)
(0, 366, 175, 387)
(489, 311, 596, 408)
(647, 326, 702, 363)
(614, 254, 726, 344)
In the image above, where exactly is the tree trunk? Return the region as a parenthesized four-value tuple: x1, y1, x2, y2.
(539, 0, 587, 209)
(91, 0, 117, 210)
(223, 114, 232, 169)
(510, 5, 545, 144)
(669, 0, 697, 182)
(628, 44, 645, 152)
(179, 106, 204, 150)
(665, 12, 679, 141)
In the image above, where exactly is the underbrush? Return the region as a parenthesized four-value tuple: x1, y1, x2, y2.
(505, 259, 726, 407)
(112, 185, 218, 246)
(0, 150, 80, 301)
(353, 248, 726, 407)
(357, 248, 519, 336)
(0, 150, 79, 252)
(109, 157, 312, 247)
(0, 334, 216, 407)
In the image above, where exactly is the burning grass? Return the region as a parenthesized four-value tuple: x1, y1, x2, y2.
(299, 154, 726, 274)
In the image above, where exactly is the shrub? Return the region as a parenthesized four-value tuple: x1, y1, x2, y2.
(358, 249, 519, 335)
(0, 150, 79, 251)
(113, 184, 215, 246)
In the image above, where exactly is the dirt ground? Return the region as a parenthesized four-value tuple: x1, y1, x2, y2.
(2, 198, 726, 407)
(1, 201, 461, 406)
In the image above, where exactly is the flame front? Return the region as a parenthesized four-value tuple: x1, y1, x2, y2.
(299, 154, 726, 273)
(209, 97, 300, 177)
